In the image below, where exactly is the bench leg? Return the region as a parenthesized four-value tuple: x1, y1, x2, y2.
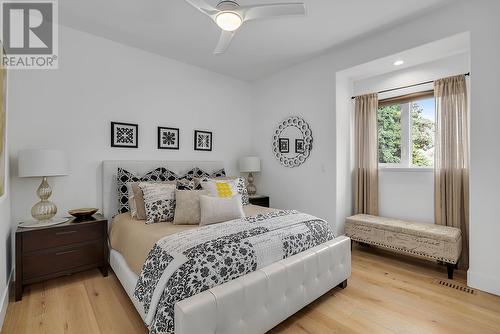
(337, 279, 347, 289)
(446, 263, 454, 280)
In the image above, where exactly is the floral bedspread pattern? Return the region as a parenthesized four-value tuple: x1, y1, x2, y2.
(133, 210, 335, 334)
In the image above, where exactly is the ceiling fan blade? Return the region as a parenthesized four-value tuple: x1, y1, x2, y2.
(236, 3, 306, 22)
(213, 30, 235, 54)
(184, 0, 218, 16)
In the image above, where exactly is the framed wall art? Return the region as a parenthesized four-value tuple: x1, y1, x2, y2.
(194, 130, 212, 151)
(111, 122, 138, 148)
(279, 138, 289, 153)
(158, 127, 179, 150)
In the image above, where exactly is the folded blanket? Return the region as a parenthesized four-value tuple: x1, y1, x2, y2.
(133, 210, 335, 334)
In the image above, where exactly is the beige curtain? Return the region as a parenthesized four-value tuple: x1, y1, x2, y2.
(354, 93, 379, 215)
(434, 74, 469, 269)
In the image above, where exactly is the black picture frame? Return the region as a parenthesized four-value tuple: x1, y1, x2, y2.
(111, 122, 138, 148)
(295, 139, 305, 153)
(158, 127, 180, 150)
(279, 138, 289, 153)
(194, 130, 213, 151)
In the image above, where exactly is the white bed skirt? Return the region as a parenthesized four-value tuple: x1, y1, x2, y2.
(110, 236, 351, 334)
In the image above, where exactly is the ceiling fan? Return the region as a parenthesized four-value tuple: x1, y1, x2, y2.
(184, 0, 306, 54)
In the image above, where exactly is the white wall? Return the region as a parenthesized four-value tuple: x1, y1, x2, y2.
(353, 53, 470, 224)
(252, 1, 500, 295)
(8, 25, 254, 222)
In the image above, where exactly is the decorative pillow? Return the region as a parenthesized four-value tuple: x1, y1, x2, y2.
(176, 178, 195, 190)
(127, 183, 138, 218)
(139, 182, 176, 224)
(211, 168, 226, 178)
(182, 167, 211, 181)
(130, 181, 173, 219)
(163, 169, 181, 181)
(199, 195, 244, 226)
(199, 176, 249, 205)
(200, 179, 239, 198)
(117, 167, 166, 214)
(131, 183, 146, 219)
(173, 190, 209, 225)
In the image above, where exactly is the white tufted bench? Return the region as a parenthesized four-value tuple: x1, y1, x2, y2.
(345, 214, 461, 279)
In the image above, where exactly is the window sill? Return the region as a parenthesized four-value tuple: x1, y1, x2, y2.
(379, 167, 433, 173)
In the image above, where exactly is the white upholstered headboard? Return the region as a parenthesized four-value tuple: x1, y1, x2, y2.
(101, 160, 224, 219)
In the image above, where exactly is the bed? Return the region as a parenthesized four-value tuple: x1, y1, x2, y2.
(101, 160, 351, 334)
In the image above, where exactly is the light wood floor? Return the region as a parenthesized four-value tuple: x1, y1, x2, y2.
(3, 245, 500, 334)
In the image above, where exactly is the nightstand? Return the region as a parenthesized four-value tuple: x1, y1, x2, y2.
(15, 214, 108, 301)
(248, 195, 270, 208)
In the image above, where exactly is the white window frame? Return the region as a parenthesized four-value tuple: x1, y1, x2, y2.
(378, 99, 434, 170)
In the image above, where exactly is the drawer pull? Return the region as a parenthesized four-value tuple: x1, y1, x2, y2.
(55, 230, 77, 235)
(55, 250, 79, 256)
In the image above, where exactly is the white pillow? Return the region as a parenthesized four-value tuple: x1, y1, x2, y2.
(199, 195, 244, 226)
(200, 179, 239, 198)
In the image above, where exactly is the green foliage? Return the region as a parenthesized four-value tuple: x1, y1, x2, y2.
(411, 102, 434, 167)
(377, 104, 401, 163)
(377, 101, 434, 167)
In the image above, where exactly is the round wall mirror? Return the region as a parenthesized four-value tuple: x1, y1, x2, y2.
(272, 116, 313, 168)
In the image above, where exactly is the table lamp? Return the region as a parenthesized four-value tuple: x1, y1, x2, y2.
(18, 149, 69, 221)
(238, 156, 260, 196)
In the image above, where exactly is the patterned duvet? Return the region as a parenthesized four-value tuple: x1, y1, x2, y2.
(133, 210, 335, 334)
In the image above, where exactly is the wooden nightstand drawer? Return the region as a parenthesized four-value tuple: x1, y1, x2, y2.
(22, 223, 103, 253)
(16, 214, 109, 301)
(22, 240, 104, 281)
(249, 196, 269, 208)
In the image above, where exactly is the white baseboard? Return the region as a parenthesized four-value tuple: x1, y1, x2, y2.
(0, 269, 13, 331)
(467, 270, 500, 296)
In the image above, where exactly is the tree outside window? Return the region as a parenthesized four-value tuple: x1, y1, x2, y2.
(378, 96, 435, 168)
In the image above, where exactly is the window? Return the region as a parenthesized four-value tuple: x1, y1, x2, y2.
(378, 91, 435, 168)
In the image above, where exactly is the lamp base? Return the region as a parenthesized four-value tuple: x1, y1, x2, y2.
(31, 177, 57, 221)
(247, 172, 257, 196)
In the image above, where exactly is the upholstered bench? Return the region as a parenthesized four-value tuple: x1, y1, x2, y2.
(345, 214, 462, 279)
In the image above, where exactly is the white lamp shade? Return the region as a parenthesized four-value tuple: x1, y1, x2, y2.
(239, 156, 261, 173)
(18, 149, 69, 177)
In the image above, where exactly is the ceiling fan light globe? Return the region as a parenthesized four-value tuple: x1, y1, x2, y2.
(215, 11, 242, 31)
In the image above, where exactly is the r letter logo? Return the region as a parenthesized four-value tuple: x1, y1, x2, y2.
(1, 0, 58, 69)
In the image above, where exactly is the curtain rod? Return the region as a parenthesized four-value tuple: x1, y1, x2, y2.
(351, 72, 470, 100)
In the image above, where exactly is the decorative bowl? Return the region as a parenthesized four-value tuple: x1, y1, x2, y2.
(68, 208, 98, 218)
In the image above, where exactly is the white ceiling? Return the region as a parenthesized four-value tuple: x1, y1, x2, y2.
(59, 0, 451, 81)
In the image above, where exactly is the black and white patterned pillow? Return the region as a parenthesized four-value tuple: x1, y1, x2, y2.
(116, 167, 166, 214)
(234, 177, 249, 205)
(163, 169, 180, 182)
(211, 168, 226, 178)
(139, 182, 176, 224)
(182, 167, 211, 180)
(189, 168, 227, 189)
(176, 178, 195, 190)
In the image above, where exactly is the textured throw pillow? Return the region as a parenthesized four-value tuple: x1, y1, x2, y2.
(116, 167, 166, 214)
(199, 176, 249, 205)
(173, 190, 209, 225)
(199, 195, 244, 226)
(130, 181, 174, 219)
(127, 183, 138, 217)
(139, 182, 176, 224)
(131, 183, 146, 219)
